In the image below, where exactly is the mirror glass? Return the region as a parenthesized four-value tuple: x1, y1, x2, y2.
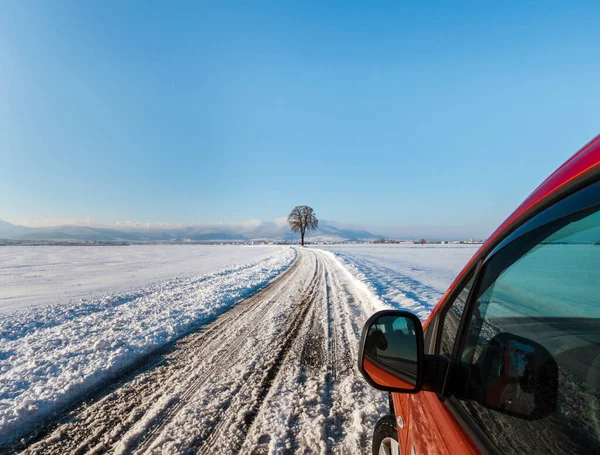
(363, 314, 419, 388)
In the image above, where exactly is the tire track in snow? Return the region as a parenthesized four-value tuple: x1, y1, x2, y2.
(281, 259, 330, 453)
(238, 251, 388, 455)
(193, 252, 322, 454)
(324, 253, 386, 453)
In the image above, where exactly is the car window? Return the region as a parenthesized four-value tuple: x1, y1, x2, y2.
(438, 275, 474, 357)
(451, 187, 600, 453)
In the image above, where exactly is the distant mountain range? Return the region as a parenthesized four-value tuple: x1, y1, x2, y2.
(0, 219, 378, 243)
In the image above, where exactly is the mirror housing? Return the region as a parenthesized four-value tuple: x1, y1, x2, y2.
(358, 310, 425, 393)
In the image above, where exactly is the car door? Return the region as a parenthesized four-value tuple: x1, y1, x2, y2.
(407, 177, 600, 453)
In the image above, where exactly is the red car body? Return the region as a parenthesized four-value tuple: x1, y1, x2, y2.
(368, 135, 600, 454)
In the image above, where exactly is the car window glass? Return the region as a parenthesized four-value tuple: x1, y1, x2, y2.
(438, 275, 474, 357)
(453, 202, 600, 454)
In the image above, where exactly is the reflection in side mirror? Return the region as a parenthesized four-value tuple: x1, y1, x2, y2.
(469, 332, 558, 420)
(358, 310, 424, 393)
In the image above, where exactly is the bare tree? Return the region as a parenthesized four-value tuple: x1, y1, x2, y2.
(419, 238, 427, 246)
(288, 205, 318, 246)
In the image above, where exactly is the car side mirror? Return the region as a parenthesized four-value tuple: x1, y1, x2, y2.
(464, 332, 558, 420)
(358, 310, 425, 393)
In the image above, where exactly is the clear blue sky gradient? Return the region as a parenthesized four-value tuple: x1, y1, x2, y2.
(1, 1, 599, 238)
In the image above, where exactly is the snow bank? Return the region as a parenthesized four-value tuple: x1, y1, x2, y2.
(0, 247, 295, 442)
(0, 245, 288, 313)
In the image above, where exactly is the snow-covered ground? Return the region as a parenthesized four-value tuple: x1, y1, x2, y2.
(313, 244, 479, 320)
(14, 248, 389, 454)
(2, 243, 479, 452)
(0, 246, 295, 443)
(0, 245, 286, 313)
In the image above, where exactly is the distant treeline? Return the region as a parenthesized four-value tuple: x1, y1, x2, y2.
(0, 240, 129, 246)
(0, 239, 293, 246)
(371, 238, 483, 245)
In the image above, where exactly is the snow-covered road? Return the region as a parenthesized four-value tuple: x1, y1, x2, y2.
(11, 248, 389, 454)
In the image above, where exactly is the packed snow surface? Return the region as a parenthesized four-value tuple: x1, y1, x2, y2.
(314, 244, 478, 320)
(0, 246, 295, 442)
(0, 245, 286, 312)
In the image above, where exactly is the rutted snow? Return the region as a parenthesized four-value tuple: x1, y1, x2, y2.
(0, 245, 286, 312)
(129, 248, 388, 454)
(238, 250, 388, 454)
(0, 246, 295, 443)
(314, 244, 477, 320)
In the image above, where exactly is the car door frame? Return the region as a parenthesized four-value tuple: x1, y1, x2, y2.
(404, 169, 600, 454)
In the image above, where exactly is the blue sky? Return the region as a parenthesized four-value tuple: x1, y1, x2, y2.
(1, 2, 599, 238)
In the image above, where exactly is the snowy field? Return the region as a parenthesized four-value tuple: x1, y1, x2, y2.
(1, 243, 479, 450)
(313, 244, 479, 320)
(0, 245, 287, 313)
(0, 246, 295, 442)
(11, 248, 390, 454)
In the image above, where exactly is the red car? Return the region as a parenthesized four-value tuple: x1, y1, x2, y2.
(358, 135, 600, 454)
